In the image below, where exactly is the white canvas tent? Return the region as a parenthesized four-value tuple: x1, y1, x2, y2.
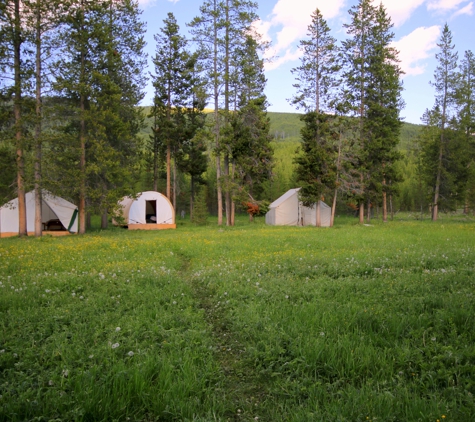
(0, 190, 78, 237)
(265, 188, 331, 227)
(115, 191, 176, 230)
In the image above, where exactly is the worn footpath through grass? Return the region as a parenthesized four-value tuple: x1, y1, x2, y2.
(1, 216, 475, 421)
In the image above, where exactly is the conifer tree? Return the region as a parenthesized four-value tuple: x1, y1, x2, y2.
(290, 9, 339, 226)
(151, 13, 191, 205)
(0, 0, 29, 235)
(456, 50, 475, 212)
(52, 0, 146, 232)
(342, 0, 376, 223)
(189, 0, 258, 225)
(424, 23, 458, 220)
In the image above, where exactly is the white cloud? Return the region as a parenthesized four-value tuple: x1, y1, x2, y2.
(380, 0, 426, 27)
(261, 0, 345, 69)
(451, 1, 473, 17)
(427, 0, 468, 11)
(137, 0, 157, 6)
(391, 26, 441, 77)
(265, 48, 302, 71)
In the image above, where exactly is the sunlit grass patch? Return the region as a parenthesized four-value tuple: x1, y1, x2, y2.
(1, 217, 474, 420)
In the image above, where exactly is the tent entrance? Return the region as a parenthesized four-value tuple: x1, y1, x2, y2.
(145, 200, 157, 223)
(42, 200, 66, 231)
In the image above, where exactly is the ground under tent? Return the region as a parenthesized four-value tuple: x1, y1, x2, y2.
(265, 188, 331, 227)
(115, 191, 176, 230)
(0, 190, 78, 238)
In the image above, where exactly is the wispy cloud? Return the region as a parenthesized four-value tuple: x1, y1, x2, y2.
(450, 1, 473, 17)
(392, 26, 441, 77)
(137, 0, 156, 6)
(260, 0, 345, 71)
(427, 0, 468, 11)
(380, 0, 426, 27)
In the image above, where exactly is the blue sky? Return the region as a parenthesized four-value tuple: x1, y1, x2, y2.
(137, 0, 474, 124)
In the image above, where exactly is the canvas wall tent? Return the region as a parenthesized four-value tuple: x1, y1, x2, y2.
(115, 191, 176, 230)
(0, 190, 78, 237)
(265, 188, 331, 227)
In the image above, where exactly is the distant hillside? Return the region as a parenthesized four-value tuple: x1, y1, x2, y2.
(139, 107, 422, 150)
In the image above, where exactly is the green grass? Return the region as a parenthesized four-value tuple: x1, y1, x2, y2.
(1, 215, 475, 421)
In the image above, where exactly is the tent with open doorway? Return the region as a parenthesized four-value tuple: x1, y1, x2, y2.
(114, 191, 176, 230)
(265, 188, 331, 227)
(0, 190, 78, 237)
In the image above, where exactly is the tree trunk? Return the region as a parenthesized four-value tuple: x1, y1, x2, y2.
(78, 0, 87, 234)
(14, 0, 26, 237)
(213, 0, 222, 226)
(34, 4, 43, 237)
(366, 198, 371, 223)
(101, 209, 108, 229)
(166, 142, 171, 199)
(382, 179, 388, 223)
(316, 200, 321, 227)
(331, 189, 337, 227)
(390, 193, 394, 220)
(359, 200, 364, 224)
(230, 160, 235, 226)
(432, 142, 443, 221)
(190, 176, 195, 220)
(172, 156, 177, 209)
(224, 155, 231, 226)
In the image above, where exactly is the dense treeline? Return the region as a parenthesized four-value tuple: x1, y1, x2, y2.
(1, 0, 474, 236)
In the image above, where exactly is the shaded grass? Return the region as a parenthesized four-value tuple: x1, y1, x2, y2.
(1, 216, 474, 421)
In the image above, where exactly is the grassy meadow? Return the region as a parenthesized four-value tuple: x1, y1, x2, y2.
(1, 215, 475, 421)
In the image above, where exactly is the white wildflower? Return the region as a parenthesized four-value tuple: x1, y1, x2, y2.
(127, 351, 134, 357)
(111, 343, 120, 349)
(115, 327, 121, 332)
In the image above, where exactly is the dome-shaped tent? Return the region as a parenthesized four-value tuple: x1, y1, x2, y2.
(0, 190, 78, 237)
(115, 191, 176, 230)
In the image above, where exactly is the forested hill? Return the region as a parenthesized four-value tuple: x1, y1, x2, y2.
(140, 108, 423, 150)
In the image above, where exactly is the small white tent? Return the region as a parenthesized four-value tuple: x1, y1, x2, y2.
(115, 191, 176, 230)
(0, 190, 78, 237)
(265, 188, 331, 227)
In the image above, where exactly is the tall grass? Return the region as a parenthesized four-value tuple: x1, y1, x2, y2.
(1, 215, 474, 421)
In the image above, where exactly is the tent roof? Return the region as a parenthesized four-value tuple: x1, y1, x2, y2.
(269, 188, 300, 209)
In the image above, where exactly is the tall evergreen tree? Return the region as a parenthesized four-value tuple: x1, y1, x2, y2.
(342, 0, 376, 223)
(189, 0, 258, 226)
(290, 8, 339, 226)
(364, 3, 403, 222)
(456, 50, 475, 212)
(151, 13, 190, 205)
(342, 0, 403, 223)
(0, 0, 29, 235)
(423, 23, 458, 220)
(52, 0, 146, 232)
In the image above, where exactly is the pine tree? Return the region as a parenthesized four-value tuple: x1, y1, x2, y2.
(290, 8, 339, 114)
(456, 50, 475, 212)
(364, 3, 403, 222)
(426, 23, 458, 220)
(151, 13, 191, 205)
(342, 0, 376, 223)
(189, 0, 258, 226)
(0, 0, 29, 235)
(52, 0, 146, 232)
(290, 8, 339, 226)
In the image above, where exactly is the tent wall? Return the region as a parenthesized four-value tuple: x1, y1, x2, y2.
(301, 201, 331, 227)
(0, 191, 78, 237)
(116, 191, 176, 230)
(266, 189, 331, 227)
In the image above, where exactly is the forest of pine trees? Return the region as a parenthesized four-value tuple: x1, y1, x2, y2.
(0, 0, 474, 235)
